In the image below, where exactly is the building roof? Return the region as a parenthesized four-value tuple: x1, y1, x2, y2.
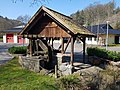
(0, 25, 24, 34)
(87, 24, 120, 35)
(20, 6, 94, 36)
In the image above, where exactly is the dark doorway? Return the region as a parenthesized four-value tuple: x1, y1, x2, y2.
(115, 36, 119, 44)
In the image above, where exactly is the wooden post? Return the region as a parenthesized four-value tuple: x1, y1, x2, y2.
(33, 39, 36, 54)
(55, 65, 57, 78)
(48, 38, 50, 44)
(61, 37, 64, 54)
(51, 38, 54, 47)
(64, 38, 71, 53)
(29, 38, 33, 57)
(83, 37, 86, 63)
(23, 35, 24, 46)
(35, 40, 39, 56)
(70, 37, 74, 66)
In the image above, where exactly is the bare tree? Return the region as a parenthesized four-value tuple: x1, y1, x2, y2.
(71, 1, 115, 26)
(17, 15, 31, 24)
(12, 0, 48, 4)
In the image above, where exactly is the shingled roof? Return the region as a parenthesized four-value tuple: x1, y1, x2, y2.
(87, 24, 120, 35)
(20, 6, 94, 36)
(0, 25, 24, 34)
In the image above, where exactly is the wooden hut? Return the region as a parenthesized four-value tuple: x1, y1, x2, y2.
(19, 6, 94, 71)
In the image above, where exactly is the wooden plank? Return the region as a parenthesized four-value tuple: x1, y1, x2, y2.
(23, 33, 70, 38)
(63, 54, 71, 56)
(39, 22, 71, 37)
(34, 51, 48, 54)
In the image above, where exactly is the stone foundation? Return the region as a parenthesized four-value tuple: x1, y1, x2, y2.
(19, 53, 73, 75)
(19, 55, 45, 72)
(56, 53, 73, 75)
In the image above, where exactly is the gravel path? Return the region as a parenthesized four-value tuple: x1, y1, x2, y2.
(0, 52, 14, 65)
(0, 42, 26, 65)
(0, 42, 119, 65)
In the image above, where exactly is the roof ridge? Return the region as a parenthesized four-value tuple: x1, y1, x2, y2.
(43, 6, 72, 20)
(20, 6, 94, 36)
(43, 6, 91, 34)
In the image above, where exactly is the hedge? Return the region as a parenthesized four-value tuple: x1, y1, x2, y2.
(8, 46, 27, 54)
(87, 47, 120, 62)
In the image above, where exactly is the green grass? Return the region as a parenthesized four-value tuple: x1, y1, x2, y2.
(108, 44, 120, 47)
(0, 57, 57, 90)
(0, 37, 3, 42)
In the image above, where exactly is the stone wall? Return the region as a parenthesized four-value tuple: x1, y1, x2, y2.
(19, 56, 45, 72)
(56, 53, 73, 75)
(19, 53, 73, 75)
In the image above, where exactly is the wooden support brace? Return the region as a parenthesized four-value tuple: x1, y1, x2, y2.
(64, 38, 71, 53)
(58, 45, 62, 51)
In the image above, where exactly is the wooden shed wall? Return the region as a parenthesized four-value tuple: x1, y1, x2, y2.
(27, 15, 71, 37)
(39, 22, 70, 37)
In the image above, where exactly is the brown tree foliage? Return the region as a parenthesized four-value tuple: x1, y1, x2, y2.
(71, 1, 117, 26)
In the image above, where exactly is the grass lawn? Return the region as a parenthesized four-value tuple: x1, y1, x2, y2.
(108, 44, 120, 47)
(0, 37, 3, 42)
(0, 57, 57, 90)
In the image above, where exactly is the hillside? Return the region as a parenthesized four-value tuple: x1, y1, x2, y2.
(0, 16, 22, 30)
(70, 1, 120, 29)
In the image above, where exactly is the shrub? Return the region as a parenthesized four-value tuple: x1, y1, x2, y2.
(87, 47, 120, 62)
(8, 46, 27, 54)
(56, 75, 87, 90)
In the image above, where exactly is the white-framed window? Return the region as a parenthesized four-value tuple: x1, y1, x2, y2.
(88, 37, 92, 41)
(94, 37, 97, 41)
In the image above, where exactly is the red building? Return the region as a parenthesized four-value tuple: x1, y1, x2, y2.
(1, 25, 29, 43)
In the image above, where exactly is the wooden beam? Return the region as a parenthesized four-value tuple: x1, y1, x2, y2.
(35, 40, 39, 55)
(21, 12, 44, 35)
(70, 37, 74, 66)
(61, 37, 64, 54)
(23, 34, 71, 38)
(29, 39, 33, 57)
(58, 45, 62, 51)
(32, 40, 35, 54)
(64, 38, 71, 53)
